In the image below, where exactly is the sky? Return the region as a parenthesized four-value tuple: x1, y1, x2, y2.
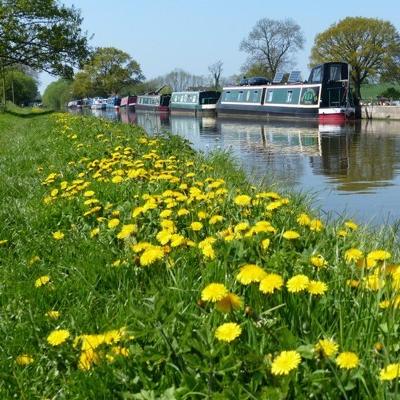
(39, 0, 400, 93)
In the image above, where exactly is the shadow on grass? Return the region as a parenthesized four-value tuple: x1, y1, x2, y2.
(3, 109, 55, 118)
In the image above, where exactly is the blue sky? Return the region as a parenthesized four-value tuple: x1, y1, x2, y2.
(39, 0, 400, 92)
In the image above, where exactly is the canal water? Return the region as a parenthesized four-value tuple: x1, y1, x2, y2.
(75, 108, 400, 225)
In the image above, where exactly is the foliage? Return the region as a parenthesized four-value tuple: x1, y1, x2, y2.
(241, 61, 273, 79)
(1, 112, 400, 398)
(42, 79, 72, 110)
(240, 18, 305, 80)
(310, 17, 400, 102)
(4, 69, 38, 105)
(0, 0, 90, 77)
(71, 47, 144, 97)
(152, 68, 208, 91)
(379, 87, 400, 100)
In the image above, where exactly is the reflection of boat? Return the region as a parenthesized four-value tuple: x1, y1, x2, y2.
(217, 62, 355, 122)
(135, 112, 170, 134)
(170, 91, 220, 115)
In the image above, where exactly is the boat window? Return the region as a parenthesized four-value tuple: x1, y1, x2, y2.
(237, 90, 244, 102)
(286, 91, 293, 103)
(245, 90, 251, 102)
(309, 66, 322, 83)
(329, 65, 342, 81)
(267, 90, 273, 102)
(250, 90, 261, 103)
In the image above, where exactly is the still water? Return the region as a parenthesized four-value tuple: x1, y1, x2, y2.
(77, 108, 400, 225)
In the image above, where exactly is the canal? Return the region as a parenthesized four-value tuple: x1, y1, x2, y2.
(74, 108, 400, 225)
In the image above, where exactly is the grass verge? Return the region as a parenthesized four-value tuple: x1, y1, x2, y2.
(1, 113, 400, 399)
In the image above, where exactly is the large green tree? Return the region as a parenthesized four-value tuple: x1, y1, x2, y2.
(0, 0, 89, 108)
(310, 17, 400, 103)
(72, 47, 144, 97)
(5, 69, 38, 105)
(42, 79, 72, 110)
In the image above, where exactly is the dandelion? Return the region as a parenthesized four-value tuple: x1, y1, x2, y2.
(310, 255, 327, 268)
(261, 238, 271, 250)
(108, 218, 120, 229)
(45, 310, 60, 319)
(117, 224, 137, 239)
(84, 190, 95, 197)
(282, 230, 300, 240)
(308, 280, 328, 296)
(297, 213, 311, 226)
(364, 273, 385, 291)
(0, 239, 9, 245)
(344, 248, 363, 263)
(236, 264, 266, 285)
(310, 219, 324, 232)
(367, 250, 391, 262)
(234, 195, 251, 206)
(78, 349, 99, 370)
(190, 221, 203, 231)
(315, 339, 339, 357)
(344, 220, 358, 230)
(47, 329, 70, 346)
(271, 351, 301, 375)
(337, 229, 348, 237)
(346, 279, 360, 288)
(379, 364, 400, 381)
(177, 208, 190, 216)
(52, 231, 64, 240)
(140, 246, 164, 266)
(259, 273, 284, 294)
(201, 283, 228, 302)
(16, 354, 34, 366)
(215, 322, 242, 342)
(209, 215, 224, 225)
(90, 227, 100, 238)
(336, 352, 359, 369)
(287, 275, 309, 293)
(216, 293, 243, 313)
(35, 275, 50, 288)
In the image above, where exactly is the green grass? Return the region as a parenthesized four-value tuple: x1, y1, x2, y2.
(1, 113, 400, 399)
(361, 84, 400, 100)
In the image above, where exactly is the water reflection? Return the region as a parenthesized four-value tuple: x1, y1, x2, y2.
(71, 108, 400, 224)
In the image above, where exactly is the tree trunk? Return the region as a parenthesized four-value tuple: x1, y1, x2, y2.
(1, 63, 6, 111)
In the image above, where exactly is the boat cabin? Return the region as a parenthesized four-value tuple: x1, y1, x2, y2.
(170, 91, 220, 114)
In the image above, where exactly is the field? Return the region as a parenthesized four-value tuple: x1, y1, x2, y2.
(361, 84, 400, 100)
(1, 112, 400, 399)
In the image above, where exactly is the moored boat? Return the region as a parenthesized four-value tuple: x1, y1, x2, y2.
(91, 98, 107, 110)
(217, 62, 355, 122)
(170, 91, 221, 115)
(106, 96, 121, 110)
(120, 95, 137, 109)
(135, 94, 171, 112)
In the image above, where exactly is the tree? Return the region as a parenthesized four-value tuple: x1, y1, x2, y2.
(208, 60, 223, 89)
(240, 18, 305, 80)
(0, 0, 89, 108)
(5, 69, 38, 105)
(42, 79, 72, 110)
(71, 47, 144, 97)
(152, 69, 207, 91)
(310, 17, 400, 103)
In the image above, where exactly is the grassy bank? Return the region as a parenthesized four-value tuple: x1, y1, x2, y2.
(1, 113, 400, 399)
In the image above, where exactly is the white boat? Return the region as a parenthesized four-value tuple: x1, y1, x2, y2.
(91, 98, 106, 110)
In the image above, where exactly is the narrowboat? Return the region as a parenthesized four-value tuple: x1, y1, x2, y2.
(170, 91, 221, 115)
(135, 94, 171, 112)
(91, 98, 107, 110)
(106, 96, 121, 110)
(120, 95, 137, 108)
(217, 62, 355, 123)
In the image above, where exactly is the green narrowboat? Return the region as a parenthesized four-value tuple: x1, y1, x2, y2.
(170, 91, 221, 115)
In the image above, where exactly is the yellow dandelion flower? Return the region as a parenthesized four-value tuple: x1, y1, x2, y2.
(307, 280, 328, 296)
(344, 248, 363, 263)
(83, 190, 95, 197)
(344, 220, 358, 231)
(116, 224, 137, 239)
(131, 242, 152, 253)
(209, 215, 224, 225)
(215, 322, 242, 342)
(90, 227, 100, 238)
(287, 275, 309, 293)
(367, 250, 391, 262)
(261, 238, 271, 250)
(236, 264, 267, 285)
(35, 275, 50, 288)
(160, 209, 172, 218)
(309, 219, 324, 232)
(170, 234, 185, 247)
(379, 300, 391, 309)
(364, 273, 385, 291)
(259, 273, 284, 294)
(190, 221, 203, 231)
(140, 246, 164, 266)
(297, 213, 311, 226)
(234, 195, 252, 206)
(201, 283, 228, 302)
(47, 329, 70, 346)
(108, 218, 120, 229)
(52, 231, 64, 240)
(310, 255, 327, 268)
(197, 211, 208, 220)
(379, 364, 400, 381)
(177, 208, 190, 216)
(336, 352, 359, 369)
(16, 354, 34, 366)
(0, 239, 9, 246)
(216, 293, 243, 313)
(337, 229, 348, 237)
(282, 230, 300, 240)
(156, 229, 172, 245)
(78, 349, 99, 371)
(103, 328, 125, 344)
(45, 310, 60, 319)
(271, 351, 301, 375)
(346, 279, 360, 288)
(315, 338, 339, 357)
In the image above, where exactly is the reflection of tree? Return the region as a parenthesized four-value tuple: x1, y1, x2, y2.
(310, 127, 398, 191)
